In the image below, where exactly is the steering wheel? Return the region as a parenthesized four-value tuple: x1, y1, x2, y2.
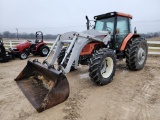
(102, 26, 112, 33)
(106, 27, 112, 32)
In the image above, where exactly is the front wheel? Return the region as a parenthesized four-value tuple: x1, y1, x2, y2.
(39, 46, 50, 57)
(57, 47, 76, 71)
(89, 48, 116, 85)
(19, 52, 28, 60)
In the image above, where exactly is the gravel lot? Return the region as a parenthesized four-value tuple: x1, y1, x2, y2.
(0, 55, 160, 120)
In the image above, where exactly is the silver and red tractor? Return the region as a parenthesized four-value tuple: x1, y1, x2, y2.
(15, 12, 148, 112)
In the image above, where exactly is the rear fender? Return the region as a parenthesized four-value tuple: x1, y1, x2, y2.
(36, 42, 46, 51)
(120, 33, 140, 51)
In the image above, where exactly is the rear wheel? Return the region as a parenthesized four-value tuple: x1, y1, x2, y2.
(0, 54, 9, 62)
(89, 48, 116, 85)
(57, 47, 76, 71)
(19, 52, 28, 60)
(125, 38, 148, 70)
(39, 46, 49, 57)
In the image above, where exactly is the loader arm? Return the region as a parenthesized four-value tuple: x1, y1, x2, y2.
(46, 30, 111, 73)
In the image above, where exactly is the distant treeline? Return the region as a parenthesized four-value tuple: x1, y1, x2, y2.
(0, 31, 160, 39)
(0, 31, 57, 40)
(141, 32, 160, 38)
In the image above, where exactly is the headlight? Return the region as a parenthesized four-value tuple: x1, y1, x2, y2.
(11, 48, 19, 51)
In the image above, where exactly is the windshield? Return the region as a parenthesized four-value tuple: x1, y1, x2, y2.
(95, 17, 115, 34)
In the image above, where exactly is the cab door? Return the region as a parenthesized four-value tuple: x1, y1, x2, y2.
(115, 16, 130, 49)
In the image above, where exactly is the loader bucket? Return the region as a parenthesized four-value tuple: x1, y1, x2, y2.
(15, 60, 69, 112)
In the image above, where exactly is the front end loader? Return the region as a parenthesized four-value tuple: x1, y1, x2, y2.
(15, 12, 148, 112)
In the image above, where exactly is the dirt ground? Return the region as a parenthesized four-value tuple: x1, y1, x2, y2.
(0, 55, 160, 120)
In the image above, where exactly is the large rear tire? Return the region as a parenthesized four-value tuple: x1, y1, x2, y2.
(89, 48, 116, 85)
(57, 47, 76, 71)
(39, 46, 50, 57)
(125, 38, 148, 70)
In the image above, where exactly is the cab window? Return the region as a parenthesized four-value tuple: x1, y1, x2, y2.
(95, 17, 115, 34)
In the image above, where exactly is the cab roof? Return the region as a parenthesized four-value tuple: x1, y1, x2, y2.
(94, 12, 133, 20)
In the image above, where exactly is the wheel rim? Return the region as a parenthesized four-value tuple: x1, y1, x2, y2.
(42, 48, 48, 55)
(137, 48, 146, 65)
(21, 53, 27, 59)
(101, 57, 113, 78)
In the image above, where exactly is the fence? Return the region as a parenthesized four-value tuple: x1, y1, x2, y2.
(147, 41, 160, 55)
(3, 40, 54, 49)
(3, 40, 160, 55)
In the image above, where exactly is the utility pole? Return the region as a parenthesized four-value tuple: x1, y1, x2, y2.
(16, 28, 19, 40)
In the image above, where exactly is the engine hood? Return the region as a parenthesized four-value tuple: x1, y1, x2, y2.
(13, 41, 31, 48)
(60, 29, 110, 40)
(82, 29, 110, 37)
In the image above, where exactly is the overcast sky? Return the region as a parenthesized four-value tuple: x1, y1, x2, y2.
(0, 0, 160, 34)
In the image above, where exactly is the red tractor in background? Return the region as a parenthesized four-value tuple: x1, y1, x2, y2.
(10, 31, 50, 59)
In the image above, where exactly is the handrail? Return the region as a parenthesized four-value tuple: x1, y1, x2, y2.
(147, 41, 160, 55)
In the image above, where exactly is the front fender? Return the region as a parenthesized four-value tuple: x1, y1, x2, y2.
(64, 38, 91, 73)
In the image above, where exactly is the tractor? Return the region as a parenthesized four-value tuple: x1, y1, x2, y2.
(15, 12, 148, 112)
(10, 31, 50, 59)
(0, 38, 14, 62)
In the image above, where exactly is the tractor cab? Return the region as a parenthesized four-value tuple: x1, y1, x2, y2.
(94, 12, 132, 50)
